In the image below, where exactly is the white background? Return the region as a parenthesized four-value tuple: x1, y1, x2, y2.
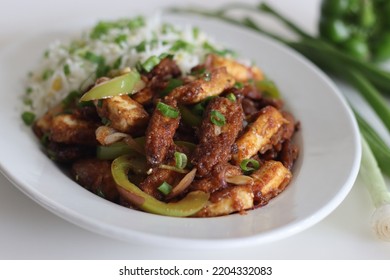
(0, 0, 390, 259)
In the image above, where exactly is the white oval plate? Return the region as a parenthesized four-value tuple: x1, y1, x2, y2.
(0, 14, 361, 248)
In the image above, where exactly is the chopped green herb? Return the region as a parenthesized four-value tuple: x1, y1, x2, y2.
(135, 40, 146, 52)
(23, 98, 33, 106)
(234, 81, 244, 89)
(21, 111, 36, 126)
(240, 159, 260, 173)
(170, 40, 194, 52)
(156, 102, 179, 118)
(115, 34, 128, 45)
(142, 55, 160, 72)
(42, 69, 54, 80)
(210, 110, 226, 126)
(226, 93, 236, 102)
(161, 78, 183, 96)
(174, 152, 188, 169)
(63, 64, 71, 76)
(127, 16, 145, 30)
(84, 51, 104, 64)
(43, 50, 50, 58)
(26, 87, 33, 94)
(158, 181, 173, 195)
(90, 21, 112, 39)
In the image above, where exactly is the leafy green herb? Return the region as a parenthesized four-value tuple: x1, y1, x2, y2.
(21, 111, 36, 126)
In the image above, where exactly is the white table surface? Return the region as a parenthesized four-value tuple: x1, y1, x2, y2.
(1, 0, 390, 259)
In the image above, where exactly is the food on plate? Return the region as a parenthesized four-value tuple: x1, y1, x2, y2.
(22, 15, 299, 217)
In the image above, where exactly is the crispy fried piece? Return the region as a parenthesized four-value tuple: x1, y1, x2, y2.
(278, 140, 299, 170)
(145, 99, 180, 167)
(251, 160, 292, 207)
(190, 163, 241, 194)
(95, 95, 149, 134)
(50, 114, 98, 145)
(206, 54, 264, 82)
(195, 185, 254, 217)
(32, 104, 64, 139)
(148, 57, 181, 79)
(131, 86, 154, 106)
(46, 142, 95, 162)
(139, 167, 182, 201)
(191, 97, 244, 177)
(232, 106, 287, 164)
(166, 67, 235, 104)
(71, 158, 119, 203)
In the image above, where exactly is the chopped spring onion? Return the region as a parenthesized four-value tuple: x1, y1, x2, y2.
(79, 71, 144, 102)
(161, 78, 183, 97)
(240, 158, 260, 173)
(156, 102, 179, 118)
(226, 93, 236, 102)
(63, 64, 71, 76)
(158, 181, 173, 195)
(21, 111, 36, 126)
(174, 152, 188, 169)
(141, 55, 160, 72)
(42, 69, 54, 80)
(210, 110, 226, 126)
(360, 135, 390, 241)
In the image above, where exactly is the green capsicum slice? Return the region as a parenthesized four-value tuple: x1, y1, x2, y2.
(111, 155, 209, 217)
(255, 79, 281, 99)
(80, 71, 145, 102)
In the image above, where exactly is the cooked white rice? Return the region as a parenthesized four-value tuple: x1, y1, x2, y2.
(23, 15, 235, 118)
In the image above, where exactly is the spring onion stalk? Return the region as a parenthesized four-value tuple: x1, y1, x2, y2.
(360, 135, 390, 241)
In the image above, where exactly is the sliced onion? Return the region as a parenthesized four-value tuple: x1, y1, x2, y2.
(96, 126, 128, 145)
(167, 168, 197, 199)
(225, 175, 254, 185)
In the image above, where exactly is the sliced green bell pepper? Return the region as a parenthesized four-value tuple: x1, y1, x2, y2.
(80, 71, 145, 102)
(111, 155, 209, 217)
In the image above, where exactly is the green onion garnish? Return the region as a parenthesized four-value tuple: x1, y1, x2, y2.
(156, 102, 179, 118)
(234, 81, 244, 89)
(210, 110, 226, 126)
(84, 51, 104, 64)
(158, 181, 173, 195)
(21, 111, 36, 126)
(135, 40, 146, 53)
(161, 78, 183, 97)
(142, 55, 160, 72)
(240, 159, 260, 173)
(114, 34, 127, 45)
(174, 152, 188, 169)
(226, 93, 236, 102)
(63, 64, 70, 76)
(42, 69, 54, 80)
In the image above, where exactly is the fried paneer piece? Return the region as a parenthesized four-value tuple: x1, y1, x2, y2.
(145, 99, 180, 167)
(251, 160, 292, 206)
(32, 104, 64, 139)
(71, 158, 119, 203)
(50, 114, 98, 145)
(195, 185, 254, 217)
(166, 67, 235, 104)
(96, 95, 149, 134)
(191, 97, 244, 177)
(206, 54, 264, 82)
(232, 106, 287, 164)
